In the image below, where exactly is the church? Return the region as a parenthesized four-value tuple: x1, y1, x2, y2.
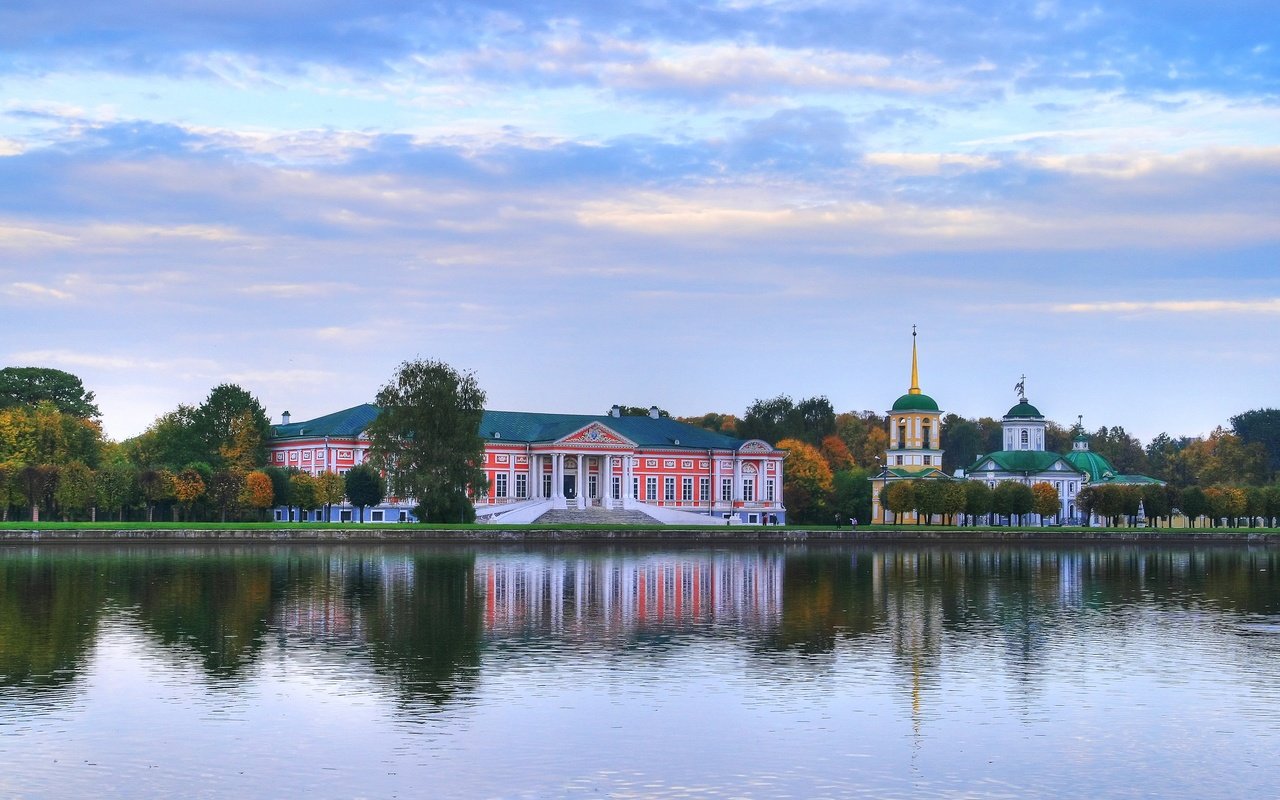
(266, 404, 787, 525)
(870, 331, 1161, 525)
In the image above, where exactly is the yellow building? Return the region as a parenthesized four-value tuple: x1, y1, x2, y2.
(871, 328, 949, 523)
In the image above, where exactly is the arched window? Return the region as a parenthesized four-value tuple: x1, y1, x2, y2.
(1020, 429, 1029, 449)
(922, 421, 932, 450)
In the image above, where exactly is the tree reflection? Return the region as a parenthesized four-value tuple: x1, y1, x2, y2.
(0, 549, 103, 690)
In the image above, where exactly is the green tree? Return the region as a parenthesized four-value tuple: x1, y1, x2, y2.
(963, 480, 992, 525)
(940, 414, 984, 473)
(18, 465, 57, 521)
(992, 481, 1033, 526)
(344, 464, 386, 523)
(1141, 483, 1171, 528)
(1180, 486, 1209, 528)
(138, 468, 175, 523)
(264, 466, 293, 514)
(95, 462, 137, 521)
(127, 405, 203, 469)
(1231, 408, 1280, 476)
(366, 359, 487, 524)
(0, 367, 100, 418)
(831, 467, 872, 526)
(912, 479, 947, 525)
(942, 480, 967, 525)
(194, 385, 272, 471)
(288, 472, 319, 521)
(0, 464, 14, 521)
(53, 461, 96, 521)
(882, 480, 915, 524)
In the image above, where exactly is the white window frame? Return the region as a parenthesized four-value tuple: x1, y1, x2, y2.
(664, 477, 676, 502)
(495, 472, 508, 498)
(515, 473, 528, 498)
(646, 476, 657, 501)
(682, 477, 693, 501)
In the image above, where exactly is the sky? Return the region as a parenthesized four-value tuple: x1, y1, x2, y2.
(1, 0, 1278, 444)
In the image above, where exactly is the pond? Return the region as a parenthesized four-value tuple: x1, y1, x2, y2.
(1, 543, 1278, 798)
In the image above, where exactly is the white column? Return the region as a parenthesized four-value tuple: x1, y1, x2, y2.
(575, 455, 585, 509)
(604, 456, 613, 509)
(733, 457, 742, 503)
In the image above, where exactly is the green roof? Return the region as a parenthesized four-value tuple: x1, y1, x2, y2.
(1004, 401, 1043, 419)
(480, 410, 760, 450)
(1063, 449, 1117, 482)
(891, 393, 939, 412)
(269, 405, 770, 452)
(968, 450, 1078, 474)
(271, 403, 380, 439)
(882, 466, 949, 480)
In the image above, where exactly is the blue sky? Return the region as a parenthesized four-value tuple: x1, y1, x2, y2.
(2, 0, 1277, 443)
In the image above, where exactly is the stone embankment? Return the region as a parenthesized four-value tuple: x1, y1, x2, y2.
(1, 528, 1276, 544)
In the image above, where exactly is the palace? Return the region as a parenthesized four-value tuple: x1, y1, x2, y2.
(267, 404, 787, 525)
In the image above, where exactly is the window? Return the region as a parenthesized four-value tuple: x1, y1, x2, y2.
(274, 509, 284, 521)
(922, 424, 931, 450)
(371, 510, 384, 522)
(924, 455, 932, 465)
(632, 476, 639, 499)
(589, 474, 598, 498)
(700, 477, 710, 501)
(721, 477, 733, 502)
(764, 479, 775, 502)
(898, 424, 907, 446)
(542, 473, 553, 498)
(495, 473, 508, 498)
(340, 509, 352, 522)
(398, 511, 407, 522)
(895, 455, 904, 465)
(1021, 429, 1029, 449)
(646, 477, 657, 500)
(743, 478, 755, 502)
(682, 477, 693, 501)
(515, 473, 528, 498)
(612, 476, 621, 500)
(664, 477, 676, 501)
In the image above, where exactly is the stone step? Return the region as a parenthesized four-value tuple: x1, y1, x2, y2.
(534, 507, 656, 525)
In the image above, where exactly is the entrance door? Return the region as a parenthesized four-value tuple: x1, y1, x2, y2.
(563, 475, 577, 499)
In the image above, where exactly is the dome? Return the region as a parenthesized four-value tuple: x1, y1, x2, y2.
(892, 393, 939, 412)
(1004, 400, 1043, 419)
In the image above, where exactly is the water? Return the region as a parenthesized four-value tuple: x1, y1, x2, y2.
(1, 544, 1278, 798)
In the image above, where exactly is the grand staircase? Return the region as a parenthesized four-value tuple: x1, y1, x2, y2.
(533, 506, 656, 525)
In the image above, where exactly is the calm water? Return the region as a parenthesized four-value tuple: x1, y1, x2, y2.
(2, 544, 1279, 799)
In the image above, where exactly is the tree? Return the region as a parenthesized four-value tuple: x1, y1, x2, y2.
(315, 471, 346, 522)
(173, 468, 206, 521)
(207, 470, 245, 522)
(264, 466, 293, 514)
(18, 465, 57, 521)
(1205, 486, 1247, 528)
(366, 359, 487, 524)
(882, 481, 915, 524)
(1231, 408, 1280, 476)
(942, 480, 967, 525)
(1141, 483, 1171, 528)
(677, 412, 738, 435)
(819, 434, 854, 471)
(95, 462, 136, 522)
(0, 367, 100, 418)
(912, 479, 947, 524)
(240, 470, 275, 521)
(127, 405, 203, 469)
(963, 481, 992, 526)
(738, 395, 796, 444)
(1030, 481, 1060, 524)
(0, 464, 13, 521)
(344, 464, 385, 523)
(289, 472, 319, 522)
(831, 467, 872, 526)
(0, 402, 104, 468)
(941, 414, 984, 473)
(54, 461, 96, 521)
(138, 468, 175, 523)
(1181, 486, 1209, 528)
(194, 384, 272, 471)
(1090, 426, 1151, 476)
(776, 438, 834, 524)
(992, 481, 1033, 526)
(614, 405, 670, 418)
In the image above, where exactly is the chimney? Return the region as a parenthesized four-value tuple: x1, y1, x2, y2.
(282, 411, 291, 425)
(648, 405, 660, 419)
(610, 405, 621, 418)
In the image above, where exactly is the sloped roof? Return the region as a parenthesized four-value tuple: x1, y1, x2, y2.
(271, 403, 380, 439)
(1063, 449, 1119, 482)
(268, 405, 770, 452)
(968, 450, 1080, 474)
(481, 410, 761, 450)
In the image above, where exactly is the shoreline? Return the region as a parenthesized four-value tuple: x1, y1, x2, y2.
(2, 527, 1277, 544)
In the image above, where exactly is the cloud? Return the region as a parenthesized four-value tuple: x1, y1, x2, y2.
(1050, 299, 1280, 315)
(5, 282, 73, 301)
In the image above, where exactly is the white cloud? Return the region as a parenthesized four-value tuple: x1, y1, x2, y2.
(1050, 299, 1280, 315)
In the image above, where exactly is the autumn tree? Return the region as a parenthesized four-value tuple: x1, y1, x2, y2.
(173, 467, 206, 522)
(194, 384, 272, 471)
(819, 435, 854, 471)
(240, 470, 275, 521)
(344, 464, 385, 523)
(139, 468, 175, 523)
(1030, 481, 1060, 525)
(776, 438, 834, 523)
(1205, 486, 1247, 528)
(315, 471, 346, 522)
(95, 462, 136, 521)
(366, 359, 487, 524)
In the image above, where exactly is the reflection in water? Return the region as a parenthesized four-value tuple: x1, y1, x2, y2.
(1, 544, 1279, 798)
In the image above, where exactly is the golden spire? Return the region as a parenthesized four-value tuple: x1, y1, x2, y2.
(908, 325, 921, 395)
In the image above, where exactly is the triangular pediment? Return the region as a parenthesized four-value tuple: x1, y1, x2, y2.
(557, 422, 635, 447)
